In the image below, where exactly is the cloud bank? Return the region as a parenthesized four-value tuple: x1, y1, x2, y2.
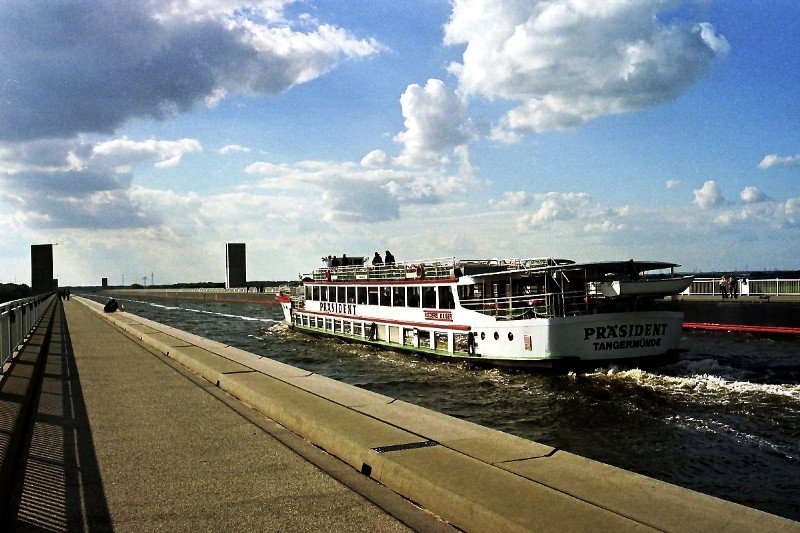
(0, 0, 382, 141)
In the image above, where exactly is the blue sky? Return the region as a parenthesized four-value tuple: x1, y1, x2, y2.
(1, 1, 798, 285)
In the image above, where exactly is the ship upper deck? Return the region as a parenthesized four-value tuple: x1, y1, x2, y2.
(304, 257, 573, 284)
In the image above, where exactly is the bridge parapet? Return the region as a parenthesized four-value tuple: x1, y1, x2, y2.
(1, 293, 56, 371)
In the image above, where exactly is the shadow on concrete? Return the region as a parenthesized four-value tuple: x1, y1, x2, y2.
(5, 299, 113, 531)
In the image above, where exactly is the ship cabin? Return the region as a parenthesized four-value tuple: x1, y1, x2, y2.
(297, 257, 684, 321)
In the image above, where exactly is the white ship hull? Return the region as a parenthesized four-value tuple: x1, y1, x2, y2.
(279, 295, 683, 368)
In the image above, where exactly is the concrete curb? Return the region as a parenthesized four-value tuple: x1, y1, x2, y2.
(75, 297, 799, 532)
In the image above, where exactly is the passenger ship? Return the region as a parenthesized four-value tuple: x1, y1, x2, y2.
(277, 256, 693, 369)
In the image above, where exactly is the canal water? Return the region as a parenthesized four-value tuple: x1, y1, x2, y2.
(86, 295, 800, 521)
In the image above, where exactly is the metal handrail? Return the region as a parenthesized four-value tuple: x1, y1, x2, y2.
(460, 290, 587, 319)
(684, 278, 800, 296)
(309, 257, 457, 282)
(1, 292, 56, 372)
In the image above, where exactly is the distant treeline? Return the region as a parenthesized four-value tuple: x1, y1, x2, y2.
(128, 282, 225, 289)
(0, 283, 32, 304)
(103, 281, 298, 290)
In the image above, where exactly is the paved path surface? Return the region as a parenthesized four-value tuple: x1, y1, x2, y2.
(4, 299, 415, 531)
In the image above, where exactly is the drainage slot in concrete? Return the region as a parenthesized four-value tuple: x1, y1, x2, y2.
(371, 440, 438, 454)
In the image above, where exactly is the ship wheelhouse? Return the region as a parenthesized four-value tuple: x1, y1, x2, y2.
(458, 260, 688, 320)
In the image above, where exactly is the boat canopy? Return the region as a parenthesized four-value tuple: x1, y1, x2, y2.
(467, 260, 680, 281)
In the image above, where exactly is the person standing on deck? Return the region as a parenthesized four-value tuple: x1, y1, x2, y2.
(729, 274, 738, 299)
(384, 250, 395, 264)
(719, 275, 728, 299)
(372, 252, 383, 265)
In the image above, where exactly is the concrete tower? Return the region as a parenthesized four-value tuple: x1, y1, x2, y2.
(225, 243, 246, 289)
(31, 244, 54, 295)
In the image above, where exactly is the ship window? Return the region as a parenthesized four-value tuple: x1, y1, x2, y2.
(418, 329, 431, 348)
(438, 286, 455, 309)
(422, 286, 436, 308)
(305, 286, 312, 300)
(357, 286, 367, 305)
(457, 285, 475, 300)
(320, 286, 328, 302)
(337, 286, 346, 303)
(403, 328, 415, 346)
(407, 287, 421, 307)
(368, 287, 379, 305)
(393, 287, 406, 306)
(380, 286, 391, 306)
(347, 286, 355, 303)
(312, 286, 319, 301)
(434, 332, 448, 351)
(454, 333, 468, 353)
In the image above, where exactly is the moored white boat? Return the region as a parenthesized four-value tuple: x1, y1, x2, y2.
(278, 256, 692, 369)
(599, 275, 694, 298)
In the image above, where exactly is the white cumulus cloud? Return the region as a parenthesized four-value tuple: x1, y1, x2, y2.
(360, 149, 388, 168)
(758, 153, 800, 169)
(91, 137, 202, 171)
(394, 79, 473, 167)
(488, 191, 533, 209)
(218, 144, 251, 154)
(444, 0, 728, 139)
(517, 192, 590, 228)
(740, 186, 767, 203)
(693, 180, 725, 209)
(246, 156, 476, 222)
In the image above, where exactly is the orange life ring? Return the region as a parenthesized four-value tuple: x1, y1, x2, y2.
(325, 269, 331, 281)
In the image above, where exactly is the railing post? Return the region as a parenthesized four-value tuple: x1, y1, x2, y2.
(0, 311, 10, 369)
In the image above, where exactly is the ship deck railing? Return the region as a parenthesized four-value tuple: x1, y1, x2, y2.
(308, 257, 457, 283)
(460, 290, 588, 319)
(686, 277, 800, 296)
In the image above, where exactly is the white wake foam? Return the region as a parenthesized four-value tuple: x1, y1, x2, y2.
(584, 362, 800, 403)
(668, 415, 799, 460)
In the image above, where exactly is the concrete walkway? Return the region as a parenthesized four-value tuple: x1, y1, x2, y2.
(4, 299, 421, 531)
